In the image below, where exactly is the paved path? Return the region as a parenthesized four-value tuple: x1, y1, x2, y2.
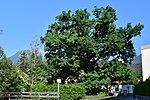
(82, 96, 134, 100)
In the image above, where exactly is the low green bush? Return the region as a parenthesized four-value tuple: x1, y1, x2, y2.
(60, 83, 86, 100)
(31, 83, 86, 100)
(31, 83, 51, 92)
(134, 79, 150, 96)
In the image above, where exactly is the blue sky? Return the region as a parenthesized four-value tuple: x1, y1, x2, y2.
(0, 0, 149, 57)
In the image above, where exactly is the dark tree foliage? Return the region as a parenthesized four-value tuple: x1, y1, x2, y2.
(18, 51, 30, 73)
(18, 51, 49, 84)
(0, 57, 30, 92)
(42, 5, 144, 83)
(27, 56, 49, 84)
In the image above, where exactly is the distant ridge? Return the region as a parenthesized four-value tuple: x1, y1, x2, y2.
(130, 54, 142, 74)
(10, 50, 142, 74)
(131, 54, 142, 64)
(9, 50, 45, 64)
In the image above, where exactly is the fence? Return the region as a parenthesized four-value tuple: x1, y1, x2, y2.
(0, 92, 60, 100)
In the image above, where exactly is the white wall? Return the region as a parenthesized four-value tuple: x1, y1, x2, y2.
(141, 46, 150, 81)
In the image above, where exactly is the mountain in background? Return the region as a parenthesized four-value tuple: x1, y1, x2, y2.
(9, 50, 45, 64)
(131, 54, 142, 64)
(10, 49, 142, 66)
(130, 54, 142, 74)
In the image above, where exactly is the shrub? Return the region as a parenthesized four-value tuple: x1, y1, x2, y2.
(31, 83, 86, 100)
(31, 83, 51, 92)
(60, 83, 86, 100)
(134, 78, 150, 96)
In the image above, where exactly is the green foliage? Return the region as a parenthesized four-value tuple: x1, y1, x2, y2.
(47, 56, 80, 84)
(31, 83, 86, 100)
(134, 79, 150, 96)
(28, 38, 49, 84)
(17, 44, 49, 84)
(28, 59, 49, 84)
(79, 71, 110, 95)
(127, 70, 141, 85)
(102, 61, 134, 82)
(60, 83, 86, 100)
(31, 83, 51, 92)
(0, 57, 30, 92)
(18, 51, 30, 73)
(42, 5, 144, 84)
(79, 61, 136, 95)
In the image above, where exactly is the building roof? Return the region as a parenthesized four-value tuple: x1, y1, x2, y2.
(141, 45, 150, 50)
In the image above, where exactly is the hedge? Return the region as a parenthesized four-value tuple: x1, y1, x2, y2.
(133, 80, 150, 96)
(31, 83, 86, 100)
(31, 83, 51, 92)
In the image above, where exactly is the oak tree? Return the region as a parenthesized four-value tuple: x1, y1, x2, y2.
(42, 5, 144, 83)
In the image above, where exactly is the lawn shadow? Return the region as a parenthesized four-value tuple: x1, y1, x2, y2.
(100, 95, 133, 100)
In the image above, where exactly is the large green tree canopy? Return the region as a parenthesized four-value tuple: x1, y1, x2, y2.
(42, 5, 144, 83)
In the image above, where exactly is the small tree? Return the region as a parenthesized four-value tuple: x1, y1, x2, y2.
(0, 57, 30, 92)
(18, 51, 30, 73)
(27, 37, 49, 84)
(28, 59, 49, 84)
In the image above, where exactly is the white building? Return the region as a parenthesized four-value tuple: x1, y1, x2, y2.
(141, 45, 150, 81)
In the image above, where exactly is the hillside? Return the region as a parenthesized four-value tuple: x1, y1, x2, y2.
(130, 54, 142, 74)
(9, 50, 45, 64)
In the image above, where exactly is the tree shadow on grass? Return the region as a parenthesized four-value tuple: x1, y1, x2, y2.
(100, 96, 133, 100)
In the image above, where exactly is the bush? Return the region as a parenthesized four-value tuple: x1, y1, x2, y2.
(31, 83, 51, 92)
(60, 83, 86, 100)
(31, 83, 86, 100)
(134, 79, 150, 96)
